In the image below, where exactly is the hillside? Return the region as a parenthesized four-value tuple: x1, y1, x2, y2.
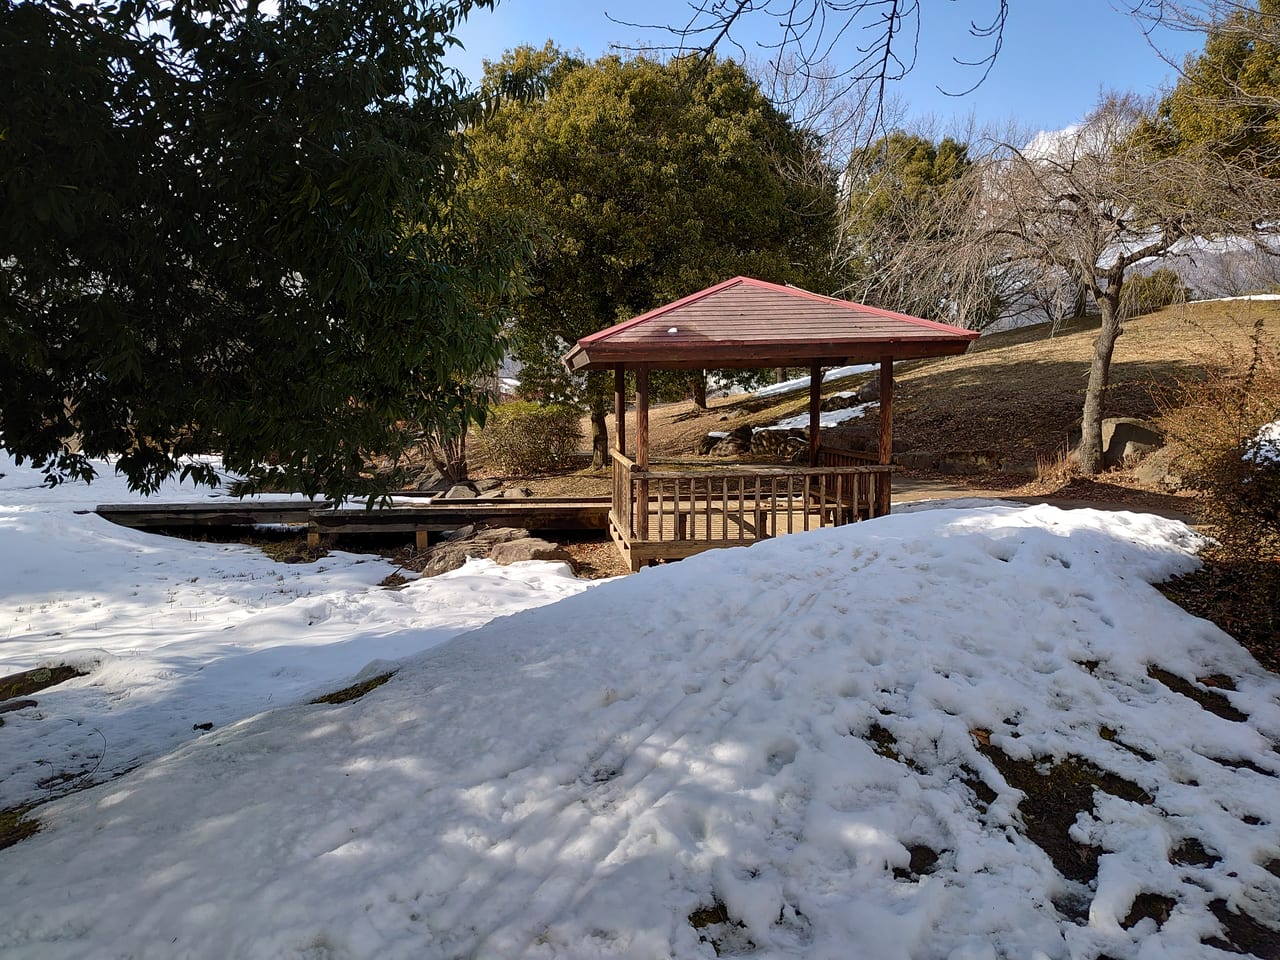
(488, 298, 1280, 495)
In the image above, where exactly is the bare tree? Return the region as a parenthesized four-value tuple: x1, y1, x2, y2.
(982, 93, 1280, 472)
(614, 1, 1009, 128)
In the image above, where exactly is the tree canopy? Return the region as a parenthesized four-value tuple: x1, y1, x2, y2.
(0, 0, 527, 498)
(1141, 0, 1280, 170)
(838, 131, 1005, 328)
(465, 47, 837, 460)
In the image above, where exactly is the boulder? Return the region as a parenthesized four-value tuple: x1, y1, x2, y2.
(1101, 417, 1164, 468)
(1133, 444, 1186, 491)
(820, 393, 861, 412)
(489, 537, 577, 570)
(442, 482, 478, 500)
(498, 487, 533, 499)
(413, 468, 446, 492)
(416, 526, 531, 577)
(473, 477, 504, 494)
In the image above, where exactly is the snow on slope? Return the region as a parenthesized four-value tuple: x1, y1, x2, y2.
(0, 453, 597, 810)
(3, 501, 1279, 960)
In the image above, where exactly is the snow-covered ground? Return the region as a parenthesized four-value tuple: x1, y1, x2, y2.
(745, 363, 877, 401)
(760, 398, 876, 432)
(0, 454, 597, 810)
(2, 455, 1279, 959)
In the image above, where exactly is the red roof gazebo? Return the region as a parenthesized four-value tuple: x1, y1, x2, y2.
(565, 277, 978, 570)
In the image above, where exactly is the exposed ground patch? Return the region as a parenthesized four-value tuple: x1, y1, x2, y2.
(1147, 666, 1249, 723)
(972, 731, 1152, 884)
(310, 671, 397, 705)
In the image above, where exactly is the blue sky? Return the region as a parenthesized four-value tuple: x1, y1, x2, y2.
(450, 1, 1205, 135)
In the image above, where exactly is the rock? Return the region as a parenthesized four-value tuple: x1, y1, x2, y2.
(473, 477, 504, 494)
(413, 469, 446, 492)
(499, 487, 532, 499)
(820, 393, 861, 412)
(1133, 444, 1186, 491)
(751, 428, 807, 458)
(416, 526, 531, 577)
(489, 537, 577, 570)
(0, 699, 38, 714)
(442, 483, 478, 500)
(1102, 417, 1164, 468)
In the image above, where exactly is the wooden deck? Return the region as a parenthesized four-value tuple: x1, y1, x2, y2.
(609, 449, 894, 571)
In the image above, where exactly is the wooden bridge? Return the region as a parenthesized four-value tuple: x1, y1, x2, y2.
(93, 497, 610, 551)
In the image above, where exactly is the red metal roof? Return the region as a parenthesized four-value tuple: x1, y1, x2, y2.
(563, 277, 980, 371)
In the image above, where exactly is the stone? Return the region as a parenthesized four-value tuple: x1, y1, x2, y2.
(1101, 417, 1164, 468)
(413, 469, 446, 492)
(499, 487, 532, 499)
(416, 526, 532, 577)
(473, 477, 504, 494)
(1133, 444, 1186, 491)
(442, 483, 478, 500)
(489, 537, 577, 570)
(820, 393, 861, 412)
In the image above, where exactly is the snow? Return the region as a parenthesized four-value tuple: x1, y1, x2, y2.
(0, 453, 596, 810)
(2, 455, 1280, 959)
(759, 401, 876, 432)
(1243, 418, 1280, 465)
(747, 363, 877, 400)
(1193, 293, 1280, 303)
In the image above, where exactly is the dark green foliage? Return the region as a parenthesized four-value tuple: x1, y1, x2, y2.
(0, 0, 528, 499)
(473, 400, 583, 475)
(840, 131, 1000, 329)
(465, 48, 838, 461)
(1140, 0, 1280, 170)
(1121, 269, 1193, 318)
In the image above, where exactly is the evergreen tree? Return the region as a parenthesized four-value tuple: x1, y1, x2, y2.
(466, 48, 837, 464)
(0, 0, 528, 498)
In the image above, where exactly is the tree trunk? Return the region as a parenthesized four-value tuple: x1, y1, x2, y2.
(590, 394, 609, 469)
(691, 371, 707, 410)
(1078, 285, 1122, 475)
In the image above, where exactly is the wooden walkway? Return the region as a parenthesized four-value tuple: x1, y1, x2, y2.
(93, 498, 611, 550)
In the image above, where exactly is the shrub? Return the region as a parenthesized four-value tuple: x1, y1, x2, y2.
(1157, 322, 1280, 667)
(1120, 268, 1192, 318)
(472, 401, 583, 475)
(1160, 320, 1280, 558)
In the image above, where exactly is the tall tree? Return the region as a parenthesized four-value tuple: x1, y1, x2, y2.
(983, 94, 1280, 474)
(0, 0, 528, 498)
(839, 130, 1008, 329)
(466, 49, 837, 465)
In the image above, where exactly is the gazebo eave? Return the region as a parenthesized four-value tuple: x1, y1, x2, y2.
(563, 338, 973, 373)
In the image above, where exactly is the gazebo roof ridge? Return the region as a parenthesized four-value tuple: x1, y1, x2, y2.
(564, 276, 979, 372)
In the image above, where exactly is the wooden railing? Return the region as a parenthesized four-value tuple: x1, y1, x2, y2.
(816, 444, 879, 467)
(612, 458, 894, 547)
(610, 448, 636, 540)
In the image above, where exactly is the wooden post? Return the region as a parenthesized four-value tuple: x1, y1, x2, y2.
(808, 361, 822, 467)
(613, 363, 626, 455)
(636, 364, 649, 540)
(878, 355, 894, 517)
